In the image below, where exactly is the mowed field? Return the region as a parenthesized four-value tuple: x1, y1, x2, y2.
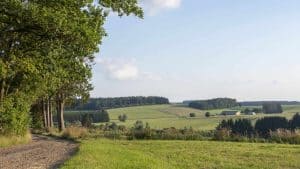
(103, 104, 300, 130)
(61, 139, 300, 169)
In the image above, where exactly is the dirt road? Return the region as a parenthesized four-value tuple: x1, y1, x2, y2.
(0, 135, 78, 169)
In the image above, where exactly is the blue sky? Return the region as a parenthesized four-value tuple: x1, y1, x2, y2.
(91, 0, 300, 102)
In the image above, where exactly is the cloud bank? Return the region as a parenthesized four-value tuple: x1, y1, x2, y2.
(140, 0, 181, 15)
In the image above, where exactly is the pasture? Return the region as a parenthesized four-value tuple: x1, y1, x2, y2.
(104, 104, 300, 130)
(61, 139, 300, 169)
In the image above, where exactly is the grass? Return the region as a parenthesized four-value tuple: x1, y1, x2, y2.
(65, 104, 300, 130)
(0, 132, 32, 148)
(61, 139, 300, 169)
(101, 104, 300, 130)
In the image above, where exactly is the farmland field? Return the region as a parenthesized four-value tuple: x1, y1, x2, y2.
(61, 139, 300, 169)
(101, 104, 300, 130)
(64, 104, 300, 130)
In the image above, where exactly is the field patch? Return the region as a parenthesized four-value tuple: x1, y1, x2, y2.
(62, 139, 300, 169)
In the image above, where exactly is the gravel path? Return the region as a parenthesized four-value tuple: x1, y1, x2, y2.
(0, 135, 78, 169)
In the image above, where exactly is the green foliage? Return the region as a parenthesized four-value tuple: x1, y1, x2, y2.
(68, 96, 169, 110)
(118, 114, 127, 122)
(205, 112, 211, 117)
(0, 0, 142, 135)
(255, 117, 289, 137)
(189, 112, 196, 117)
(0, 94, 30, 135)
(81, 114, 93, 128)
(216, 119, 253, 136)
(189, 98, 239, 110)
(63, 110, 110, 123)
(290, 113, 300, 130)
(262, 102, 283, 114)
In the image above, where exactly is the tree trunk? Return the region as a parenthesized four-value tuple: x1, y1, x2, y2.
(42, 99, 48, 128)
(49, 98, 53, 127)
(56, 94, 65, 131)
(46, 97, 50, 128)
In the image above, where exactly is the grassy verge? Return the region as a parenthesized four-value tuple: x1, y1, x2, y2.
(61, 139, 300, 169)
(0, 132, 32, 148)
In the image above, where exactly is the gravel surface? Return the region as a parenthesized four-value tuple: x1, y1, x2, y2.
(0, 135, 78, 169)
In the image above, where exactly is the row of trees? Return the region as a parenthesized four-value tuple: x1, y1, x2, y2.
(188, 98, 239, 110)
(262, 102, 283, 114)
(67, 96, 169, 110)
(217, 113, 300, 137)
(0, 0, 143, 135)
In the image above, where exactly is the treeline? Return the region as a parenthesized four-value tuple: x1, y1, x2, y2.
(239, 101, 300, 106)
(215, 113, 300, 143)
(188, 98, 239, 110)
(67, 96, 169, 110)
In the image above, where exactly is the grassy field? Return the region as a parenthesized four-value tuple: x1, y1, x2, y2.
(65, 104, 300, 130)
(103, 104, 300, 130)
(61, 139, 300, 169)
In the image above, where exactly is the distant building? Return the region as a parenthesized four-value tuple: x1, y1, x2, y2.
(245, 112, 256, 115)
(221, 110, 241, 116)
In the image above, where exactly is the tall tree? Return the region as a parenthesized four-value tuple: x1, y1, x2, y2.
(0, 0, 143, 135)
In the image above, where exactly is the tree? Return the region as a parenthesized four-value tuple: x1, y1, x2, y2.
(205, 112, 211, 117)
(0, 0, 143, 135)
(262, 102, 283, 114)
(118, 114, 128, 122)
(255, 117, 289, 137)
(290, 113, 300, 130)
(81, 114, 93, 128)
(189, 113, 196, 117)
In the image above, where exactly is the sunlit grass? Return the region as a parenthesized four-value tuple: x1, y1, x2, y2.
(0, 132, 32, 148)
(62, 139, 300, 169)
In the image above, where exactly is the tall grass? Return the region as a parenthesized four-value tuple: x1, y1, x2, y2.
(0, 132, 32, 148)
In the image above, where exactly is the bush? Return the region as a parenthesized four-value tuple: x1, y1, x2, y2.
(81, 114, 93, 128)
(118, 114, 128, 122)
(290, 113, 300, 130)
(189, 113, 196, 117)
(129, 121, 151, 139)
(255, 117, 289, 137)
(213, 128, 231, 141)
(270, 129, 300, 144)
(0, 94, 30, 135)
(62, 126, 88, 139)
(205, 112, 210, 117)
(262, 102, 283, 114)
(0, 131, 31, 148)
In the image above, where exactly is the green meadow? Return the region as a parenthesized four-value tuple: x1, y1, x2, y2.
(62, 139, 300, 169)
(101, 104, 300, 130)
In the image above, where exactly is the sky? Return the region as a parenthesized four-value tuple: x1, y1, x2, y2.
(91, 0, 300, 102)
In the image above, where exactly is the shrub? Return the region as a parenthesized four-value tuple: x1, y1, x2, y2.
(262, 102, 283, 114)
(255, 116, 289, 137)
(290, 113, 300, 130)
(0, 131, 32, 148)
(189, 113, 196, 117)
(0, 94, 30, 135)
(270, 129, 300, 144)
(205, 112, 210, 117)
(129, 121, 151, 139)
(81, 114, 93, 128)
(213, 128, 231, 141)
(118, 114, 128, 122)
(62, 126, 88, 139)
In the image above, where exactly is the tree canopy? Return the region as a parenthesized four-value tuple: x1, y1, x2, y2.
(0, 0, 143, 134)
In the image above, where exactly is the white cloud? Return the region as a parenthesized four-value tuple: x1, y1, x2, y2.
(97, 58, 139, 80)
(96, 57, 162, 81)
(140, 0, 181, 15)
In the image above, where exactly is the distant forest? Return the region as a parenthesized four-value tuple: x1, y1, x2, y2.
(188, 98, 239, 110)
(67, 96, 169, 110)
(239, 101, 300, 106)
